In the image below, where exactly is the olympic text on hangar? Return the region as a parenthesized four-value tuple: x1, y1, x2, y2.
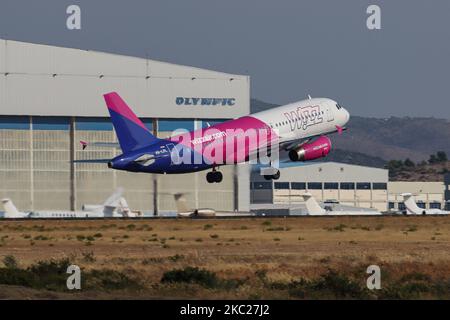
(176, 97, 236, 106)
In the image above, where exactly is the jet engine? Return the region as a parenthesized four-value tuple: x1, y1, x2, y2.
(288, 136, 331, 161)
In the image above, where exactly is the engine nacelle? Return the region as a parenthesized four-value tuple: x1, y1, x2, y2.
(288, 136, 332, 161)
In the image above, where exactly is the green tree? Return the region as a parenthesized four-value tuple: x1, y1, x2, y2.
(404, 158, 415, 167)
(429, 154, 438, 164)
(386, 160, 403, 170)
(436, 151, 448, 162)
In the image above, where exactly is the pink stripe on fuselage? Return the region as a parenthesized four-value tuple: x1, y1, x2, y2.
(104, 92, 148, 131)
(170, 116, 279, 164)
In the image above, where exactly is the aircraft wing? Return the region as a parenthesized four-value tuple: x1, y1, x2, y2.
(247, 125, 347, 164)
(278, 125, 346, 152)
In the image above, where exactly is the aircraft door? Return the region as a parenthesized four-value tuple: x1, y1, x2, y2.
(326, 104, 334, 122)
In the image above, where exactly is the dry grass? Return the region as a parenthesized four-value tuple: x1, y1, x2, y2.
(0, 216, 449, 299)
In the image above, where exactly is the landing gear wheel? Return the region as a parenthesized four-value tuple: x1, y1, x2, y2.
(263, 170, 280, 180)
(206, 171, 223, 183)
(272, 170, 280, 180)
(214, 171, 223, 183)
(206, 172, 215, 183)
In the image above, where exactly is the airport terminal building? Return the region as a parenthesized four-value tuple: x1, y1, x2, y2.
(0, 39, 250, 213)
(251, 162, 389, 212)
(251, 163, 448, 213)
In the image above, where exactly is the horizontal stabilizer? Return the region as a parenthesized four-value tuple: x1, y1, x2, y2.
(80, 141, 121, 150)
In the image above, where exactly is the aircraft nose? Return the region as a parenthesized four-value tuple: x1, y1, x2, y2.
(343, 108, 350, 124)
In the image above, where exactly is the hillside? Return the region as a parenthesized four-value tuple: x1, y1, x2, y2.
(387, 159, 449, 182)
(324, 148, 387, 168)
(251, 99, 450, 164)
(332, 116, 450, 163)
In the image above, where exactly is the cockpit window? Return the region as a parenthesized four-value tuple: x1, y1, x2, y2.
(336, 104, 342, 110)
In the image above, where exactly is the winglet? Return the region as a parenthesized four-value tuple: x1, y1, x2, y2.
(301, 193, 326, 215)
(336, 125, 343, 134)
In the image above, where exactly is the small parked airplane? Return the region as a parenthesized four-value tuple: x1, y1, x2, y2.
(77, 92, 350, 183)
(301, 193, 382, 215)
(173, 193, 253, 218)
(401, 193, 449, 215)
(1, 188, 142, 218)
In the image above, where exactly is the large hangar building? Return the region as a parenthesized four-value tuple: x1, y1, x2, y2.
(0, 39, 250, 213)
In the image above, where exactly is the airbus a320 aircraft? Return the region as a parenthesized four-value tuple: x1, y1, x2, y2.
(77, 92, 350, 183)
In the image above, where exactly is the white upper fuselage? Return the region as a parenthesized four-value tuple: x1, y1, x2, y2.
(251, 98, 350, 144)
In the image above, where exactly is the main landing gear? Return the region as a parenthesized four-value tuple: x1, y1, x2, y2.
(263, 169, 280, 180)
(206, 169, 223, 183)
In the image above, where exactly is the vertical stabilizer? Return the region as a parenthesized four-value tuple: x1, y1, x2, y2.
(173, 193, 190, 214)
(118, 197, 131, 216)
(401, 193, 424, 215)
(1, 199, 22, 218)
(103, 187, 124, 207)
(301, 193, 326, 215)
(104, 92, 160, 152)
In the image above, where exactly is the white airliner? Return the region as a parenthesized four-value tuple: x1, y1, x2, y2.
(1, 188, 142, 219)
(401, 193, 449, 215)
(173, 193, 253, 218)
(301, 193, 382, 215)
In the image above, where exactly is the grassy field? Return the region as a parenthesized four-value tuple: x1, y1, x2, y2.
(0, 216, 449, 299)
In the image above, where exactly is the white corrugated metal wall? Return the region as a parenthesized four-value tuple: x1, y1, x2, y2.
(0, 39, 250, 213)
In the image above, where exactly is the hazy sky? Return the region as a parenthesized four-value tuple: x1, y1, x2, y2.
(1, 0, 449, 118)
